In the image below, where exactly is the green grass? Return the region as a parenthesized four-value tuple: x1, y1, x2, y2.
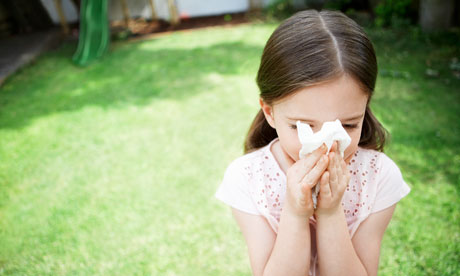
(0, 23, 459, 275)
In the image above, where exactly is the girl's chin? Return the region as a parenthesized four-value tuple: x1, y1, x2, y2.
(283, 150, 298, 165)
(344, 150, 355, 164)
(288, 153, 298, 163)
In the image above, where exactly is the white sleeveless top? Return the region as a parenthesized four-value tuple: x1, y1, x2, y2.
(215, 138, 411, 275)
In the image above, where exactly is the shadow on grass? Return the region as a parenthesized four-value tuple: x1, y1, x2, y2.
(372, 76, 460, 191)
(366, 27, 460, 191)
(0, 40, 263, 129)
(1, 27, 459, 191)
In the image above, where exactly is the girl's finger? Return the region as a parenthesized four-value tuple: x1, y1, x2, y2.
(300, 154, 328, 191)
(335, 151, 343, 177)
(327, 151, 334, 171)
(341, 159, 348, 173)
(301, 143, 328, 170)
(335, 152, 344, 195)
(294, 144, 328, 181)
(319, 171, 331, 198)
(331, 140, 338, 153)
(328, 152, 338, 197)
(301, 181, 316, 196)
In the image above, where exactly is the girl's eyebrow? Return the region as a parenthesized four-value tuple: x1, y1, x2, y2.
(286, 113, 365, 122)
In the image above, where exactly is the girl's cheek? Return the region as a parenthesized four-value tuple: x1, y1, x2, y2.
(288, 140, 301, 162)
(344, 144, 357, 164)
(344, 130, 361, 163)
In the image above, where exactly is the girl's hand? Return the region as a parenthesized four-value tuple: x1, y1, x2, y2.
(315, 141, 351, 217)
(284, 143, 329, 219)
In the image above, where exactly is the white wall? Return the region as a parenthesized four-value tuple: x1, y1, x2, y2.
(176, 0, 248, 18)
(39, 0, 280, 24)
(40, 0, 79, 23)
(108, 0, 253, 21)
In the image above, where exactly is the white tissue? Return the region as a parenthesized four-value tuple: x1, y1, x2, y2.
(296, 119, 352, 209)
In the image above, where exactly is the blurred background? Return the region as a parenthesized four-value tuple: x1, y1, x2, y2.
(1, 0, 460, 79)
(0, 0, 459, 275)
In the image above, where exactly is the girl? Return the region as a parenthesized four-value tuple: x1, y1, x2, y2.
(215, 9, 411, 276)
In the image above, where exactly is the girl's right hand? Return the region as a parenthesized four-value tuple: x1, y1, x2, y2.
(284, 143, 329, 219)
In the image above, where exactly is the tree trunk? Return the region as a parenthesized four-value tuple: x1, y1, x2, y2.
(148, 0, 157, 21)
(167, 0, 180, 25)
(120, 0, 130, 27)
(420, 0, 454, 31)
(53, 0, 69, 34)
(249, 0, 263, 12)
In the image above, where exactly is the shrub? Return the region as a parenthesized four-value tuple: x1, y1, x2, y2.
(374, 0, 415, 28)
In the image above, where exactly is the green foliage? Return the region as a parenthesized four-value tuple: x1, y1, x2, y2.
(374, 0, 414, 28)
(323, 0, 352, 11)
(345, 8, 374, 28)
(263, 0, 297, 20)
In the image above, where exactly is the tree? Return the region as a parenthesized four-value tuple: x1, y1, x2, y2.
(419, 0, 454, 31)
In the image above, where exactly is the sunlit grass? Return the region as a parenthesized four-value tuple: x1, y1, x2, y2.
(0, 23, 459, 275)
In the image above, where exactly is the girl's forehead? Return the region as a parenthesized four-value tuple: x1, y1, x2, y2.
(274, 76, 368, 120)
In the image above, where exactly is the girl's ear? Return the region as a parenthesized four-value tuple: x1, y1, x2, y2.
(259, 98, 276, 129)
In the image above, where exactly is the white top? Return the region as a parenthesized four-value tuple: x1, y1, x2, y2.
(215, 138, 411, 276)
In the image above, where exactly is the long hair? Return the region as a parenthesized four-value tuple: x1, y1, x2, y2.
(244, 9, 389, 153)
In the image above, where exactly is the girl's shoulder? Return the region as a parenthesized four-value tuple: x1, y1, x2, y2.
(225, 140, 280, 176)
(216, 140, 284, 218)
(351, 147, 401, 174)
(344, 146, 411, 237)
(352, 146, 382, 162)
(350, 146, 410, 209)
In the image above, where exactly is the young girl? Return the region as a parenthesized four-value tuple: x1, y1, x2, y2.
(215, 9, 411, 276)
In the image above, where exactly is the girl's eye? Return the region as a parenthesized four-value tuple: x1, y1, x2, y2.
(343, 124, 358, 129)
(290, 124, 314, 130)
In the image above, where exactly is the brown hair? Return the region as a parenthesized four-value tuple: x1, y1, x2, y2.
(244, 9, 389, 153)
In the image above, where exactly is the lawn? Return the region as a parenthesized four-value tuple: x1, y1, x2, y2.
(0, 22, 459, 275)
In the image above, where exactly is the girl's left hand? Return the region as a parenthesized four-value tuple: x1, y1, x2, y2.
(315, 141, 351, 217)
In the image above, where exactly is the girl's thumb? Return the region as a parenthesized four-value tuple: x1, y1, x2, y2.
(301, 181, 316, 195)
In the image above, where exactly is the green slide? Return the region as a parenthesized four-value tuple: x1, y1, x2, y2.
(72, 0, 109, 66)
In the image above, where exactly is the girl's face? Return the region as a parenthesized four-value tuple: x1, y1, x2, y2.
(261, 75, 369, 164)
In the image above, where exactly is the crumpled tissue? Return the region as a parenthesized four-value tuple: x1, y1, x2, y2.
(296, 119, 352, 209)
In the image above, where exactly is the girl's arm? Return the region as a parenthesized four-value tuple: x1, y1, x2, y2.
(351, 204, 396, 275)
(232, 144, 331, 276)
(316, 204, 396, 276)
(232, 207, 312, 276)
(314, 143, 397, 276)
(314, 142, 367, 275)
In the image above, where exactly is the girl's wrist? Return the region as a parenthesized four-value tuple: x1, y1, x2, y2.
(281, 212, 312, 232)
(314, 204, 344, 220)
(282, 204, 314, 226)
